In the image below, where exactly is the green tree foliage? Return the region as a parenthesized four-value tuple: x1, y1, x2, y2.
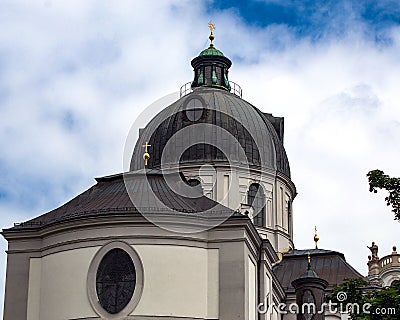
(368, 282, 400, 320)
(367, 170, 400, 220)
(326, 278, 400, 320)
(326, 278, 368, 319)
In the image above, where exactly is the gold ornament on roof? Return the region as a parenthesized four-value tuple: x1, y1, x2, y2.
(208, 21, 215, 45)
(142, 141, 151, 166)
(314, 226, 319, 249)
(278, 247, 291, 261)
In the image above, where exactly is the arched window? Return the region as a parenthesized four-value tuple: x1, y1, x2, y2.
(247, 183, 265, 227)
(187, 178, 201, 187)
(186, 178, 204, 194)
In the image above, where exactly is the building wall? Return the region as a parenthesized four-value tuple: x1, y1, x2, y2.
(3, 251, 32, 320)
(28, 247, 99, 320)
(247, 256, 257, 320)
(379, 266, 400, 287)
(131, 245, 219, 318)
(25, 245, 219, 320)
(3, 216, 273, 320)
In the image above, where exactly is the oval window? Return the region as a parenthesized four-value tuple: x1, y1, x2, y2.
(96, 248, 136, 314)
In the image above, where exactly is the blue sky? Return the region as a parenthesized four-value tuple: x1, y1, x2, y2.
(210, 0, 400, 41)
(1, 0, 400, 316)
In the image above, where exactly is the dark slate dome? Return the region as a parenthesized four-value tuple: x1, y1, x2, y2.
(130, 87, 291, 177)
(131, 33, 290, 177)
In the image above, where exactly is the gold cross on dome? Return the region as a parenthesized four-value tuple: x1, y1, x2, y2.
(142, 141, 151, 153)
(208, 21, 215, 32)
(314, 226, 320, 249)
(142, 141, 151, 166)
(208, 21, 216, 45)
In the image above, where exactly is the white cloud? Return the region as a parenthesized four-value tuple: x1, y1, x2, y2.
(232, 31, 400, 273)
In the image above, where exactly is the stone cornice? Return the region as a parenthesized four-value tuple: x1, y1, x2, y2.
(2, 212, 262, 252)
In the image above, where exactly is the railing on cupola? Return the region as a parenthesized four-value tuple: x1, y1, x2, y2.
(179, 81, 242, 98)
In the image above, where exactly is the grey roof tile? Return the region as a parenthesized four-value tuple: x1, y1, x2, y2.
(7, 171, 234, 230)
(273, 249, 364, 291)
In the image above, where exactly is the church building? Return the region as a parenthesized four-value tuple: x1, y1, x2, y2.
(2, 26, 374, 320)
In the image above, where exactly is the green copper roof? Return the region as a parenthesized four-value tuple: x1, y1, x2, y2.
(199, 45, 225, 57)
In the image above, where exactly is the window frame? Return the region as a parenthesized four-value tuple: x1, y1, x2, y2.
(247, 183, 266, 227)
(87, 241, 144, 318)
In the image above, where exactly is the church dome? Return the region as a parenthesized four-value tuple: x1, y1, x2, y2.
(130, 29, 291, 177)
(130, 87, 291, 177)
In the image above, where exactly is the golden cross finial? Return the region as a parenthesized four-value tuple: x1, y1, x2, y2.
(142, 141, 151, 152)
(208, 21, 215, 45)
(208, 21, 215, 32)
(142, 141, 151, 166)
(314, 226, 320, 249)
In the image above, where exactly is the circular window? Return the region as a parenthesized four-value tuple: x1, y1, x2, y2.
(96, 248, 136, 314)
(186, 107, 203, 122)
(183, 94, 206, 122)
(87, 241, 144, 318)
